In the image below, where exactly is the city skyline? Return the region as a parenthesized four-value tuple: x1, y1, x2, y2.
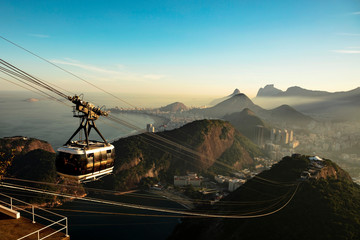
(0, 0, 359, 100)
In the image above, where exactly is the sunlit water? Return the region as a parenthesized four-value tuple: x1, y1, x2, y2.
(0, 91, 156, 149)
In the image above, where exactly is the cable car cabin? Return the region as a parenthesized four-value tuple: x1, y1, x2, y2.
(56, 141, 115, 182)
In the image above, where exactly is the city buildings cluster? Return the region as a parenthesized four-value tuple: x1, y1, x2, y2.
(174, 173, 202, 187)
(214, 175, 246, 192)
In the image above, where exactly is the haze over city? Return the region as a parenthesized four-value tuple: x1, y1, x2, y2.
(1, 0, 359, 103)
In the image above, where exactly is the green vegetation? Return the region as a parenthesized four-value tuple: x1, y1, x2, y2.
(5, 150, 60, 203)
(182, 185, 202, 199)
(8, 149, 57, 183)
(0, 150, 15, 177)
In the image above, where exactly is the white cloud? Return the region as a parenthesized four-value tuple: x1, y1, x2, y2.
(28, 33, 50, 38)
(332, 50, 360, 54)
(351, 11, 360, 15)
(51, 59, 168, 85)
(51, 59, 120, 75)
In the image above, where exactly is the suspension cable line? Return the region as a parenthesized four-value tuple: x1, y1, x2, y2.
(0, 35, 135, 108)
(0, 181, 300, 219)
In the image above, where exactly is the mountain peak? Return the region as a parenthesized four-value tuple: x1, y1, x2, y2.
(159, 102, 188, 112)
(232, 88, 241, 95)
(210, 88, 242, 105)
(256, 84, 283, 97)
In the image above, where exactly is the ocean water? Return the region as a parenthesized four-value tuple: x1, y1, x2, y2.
(0, 91, 155, 149)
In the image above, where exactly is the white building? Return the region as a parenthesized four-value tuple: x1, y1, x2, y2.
(174, 173, 202, 187)
(215, 175, 226, 184)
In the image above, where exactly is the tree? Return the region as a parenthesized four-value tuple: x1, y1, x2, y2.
(0, 150, 15, 178)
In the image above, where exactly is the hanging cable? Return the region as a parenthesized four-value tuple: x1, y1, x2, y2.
(0, 181, 300, 219)
(0, 35, 135, 108)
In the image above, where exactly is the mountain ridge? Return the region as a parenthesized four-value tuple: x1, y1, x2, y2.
(106, 119, 264, 190)
(195, 93, 313, 128)
(169, 155, 360, 240)
(158, 102, 188, 112)
(210, 88, 242, 106)
(254, 85, 360, 121)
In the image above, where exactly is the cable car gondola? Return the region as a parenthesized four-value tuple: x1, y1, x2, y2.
(55, 95, 115, 182)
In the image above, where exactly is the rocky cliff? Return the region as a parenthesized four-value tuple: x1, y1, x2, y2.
(0, 136, 85, 205)
(0, 136, 54, 155)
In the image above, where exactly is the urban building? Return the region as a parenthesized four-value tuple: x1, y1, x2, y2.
(255, 125, 265, 146)
(174, 173, 202, 187)
(146, 123, 155, 132)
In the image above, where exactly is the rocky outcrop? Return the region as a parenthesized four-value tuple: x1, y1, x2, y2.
(316, 161, 352, 181)
(256, 84, 283, 97)
(0, 136, 54, 154)
(195, 123, 235, 168)
(116, 155, 143, 172)
(0, 136, 85, 206)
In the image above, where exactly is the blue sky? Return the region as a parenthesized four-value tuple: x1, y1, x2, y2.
(0, 0, 359, 102)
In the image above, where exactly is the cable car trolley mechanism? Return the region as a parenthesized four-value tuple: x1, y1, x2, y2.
(56, 95, 115, 182)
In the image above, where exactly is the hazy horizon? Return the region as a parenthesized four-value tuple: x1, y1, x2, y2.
(1, 82, 359, 109)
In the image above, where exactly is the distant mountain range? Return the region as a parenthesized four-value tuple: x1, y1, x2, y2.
(193, 93, 313, 128)
(254, 85, 360, 121)
(169, 155, 360, 240)
(256, 84, 331, 98)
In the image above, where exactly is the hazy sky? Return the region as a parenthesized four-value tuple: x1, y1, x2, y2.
(0, 0, 359, 101)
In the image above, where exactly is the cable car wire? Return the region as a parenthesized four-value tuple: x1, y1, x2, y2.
(0, 181, 300, 219)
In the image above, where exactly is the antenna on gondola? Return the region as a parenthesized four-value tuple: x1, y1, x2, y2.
(66, 95, 109, 148)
